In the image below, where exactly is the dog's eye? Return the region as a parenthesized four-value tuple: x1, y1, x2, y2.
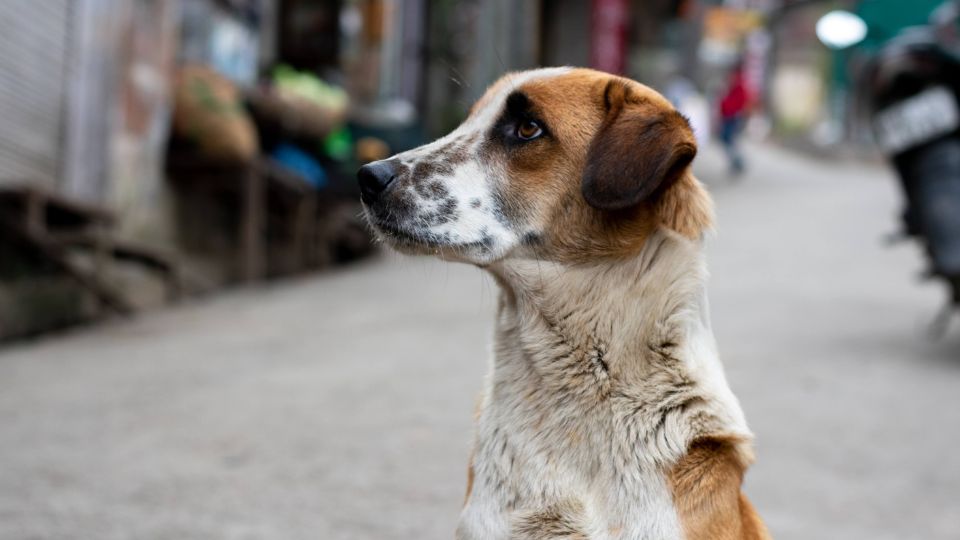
(516, 120, 543, 141)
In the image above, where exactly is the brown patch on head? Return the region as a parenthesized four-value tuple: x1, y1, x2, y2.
(668, 436, 771, 540)
(484, 68, 712, 263)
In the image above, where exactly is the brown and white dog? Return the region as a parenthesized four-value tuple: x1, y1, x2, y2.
(358, 68, 770, 540)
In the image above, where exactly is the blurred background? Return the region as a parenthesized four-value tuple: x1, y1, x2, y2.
(1, 0, 959, 538)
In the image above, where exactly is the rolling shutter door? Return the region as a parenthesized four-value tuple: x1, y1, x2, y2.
(0, 1, 70, 187)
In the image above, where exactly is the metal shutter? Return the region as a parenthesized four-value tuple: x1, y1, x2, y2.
(0, 0, 71, 187)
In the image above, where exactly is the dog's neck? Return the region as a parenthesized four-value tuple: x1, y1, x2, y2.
(485, 229, 749, 465)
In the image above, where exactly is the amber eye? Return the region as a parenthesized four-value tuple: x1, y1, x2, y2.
(516, 120, 543, 141)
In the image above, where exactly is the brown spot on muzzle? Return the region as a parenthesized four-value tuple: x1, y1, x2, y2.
(411, 160, 454, 184)
(436, 135, 475, 163)
(413, 177, 450, 200)
(419, 197, 458, 226)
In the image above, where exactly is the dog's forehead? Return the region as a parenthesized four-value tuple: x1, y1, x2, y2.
(465, 68, 672, 132)
(403, 68, 674, 162)
(465, 67, 575, 128)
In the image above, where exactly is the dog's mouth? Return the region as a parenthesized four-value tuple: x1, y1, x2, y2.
(363, 211, 494, 256)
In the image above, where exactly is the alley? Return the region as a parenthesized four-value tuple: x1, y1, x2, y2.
(1, 144, 958, 540)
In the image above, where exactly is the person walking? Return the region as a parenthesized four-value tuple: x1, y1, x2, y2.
(719, 63, 750, 176)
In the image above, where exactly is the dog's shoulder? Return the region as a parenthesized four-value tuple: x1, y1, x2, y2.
(668, 435, 771, 540)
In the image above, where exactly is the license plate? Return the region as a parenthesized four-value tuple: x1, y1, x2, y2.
(874, 86, 960, 153)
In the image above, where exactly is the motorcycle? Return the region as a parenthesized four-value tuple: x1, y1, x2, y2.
(863, 1, 960, 333)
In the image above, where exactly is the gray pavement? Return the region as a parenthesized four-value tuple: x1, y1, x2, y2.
(1, 143, 959, 540)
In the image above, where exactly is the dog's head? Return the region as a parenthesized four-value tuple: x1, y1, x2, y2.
(359, 67, 712, 266)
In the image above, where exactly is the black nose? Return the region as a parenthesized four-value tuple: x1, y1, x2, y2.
(357, 160, 398, 203)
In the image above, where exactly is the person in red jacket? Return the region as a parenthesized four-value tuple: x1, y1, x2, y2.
(719, 63, 750, 175)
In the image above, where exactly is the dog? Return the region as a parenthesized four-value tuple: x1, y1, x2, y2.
(358, 67, 769, 540)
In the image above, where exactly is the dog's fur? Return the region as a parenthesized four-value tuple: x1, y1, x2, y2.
(360, 67, 769, 540)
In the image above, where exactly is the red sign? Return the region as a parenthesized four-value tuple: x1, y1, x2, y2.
(591, 0, 630, 74)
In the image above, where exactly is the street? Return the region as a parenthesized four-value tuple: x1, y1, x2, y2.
(1, 143, 958, 540)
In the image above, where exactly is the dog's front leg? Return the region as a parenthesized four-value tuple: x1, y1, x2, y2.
(457, 477, 592, 540)
(457, 499, 592, 540)
(455, 494, 511, 540)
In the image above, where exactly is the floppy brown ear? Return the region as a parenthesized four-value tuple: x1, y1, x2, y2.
(581, 82, 698, 211)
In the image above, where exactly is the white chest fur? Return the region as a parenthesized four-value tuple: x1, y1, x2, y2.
(456, 232, 750, 540)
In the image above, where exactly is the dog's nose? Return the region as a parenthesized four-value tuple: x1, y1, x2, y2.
(357, 159, 398, 203)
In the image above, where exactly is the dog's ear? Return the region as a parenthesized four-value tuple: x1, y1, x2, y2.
(654, 171, 714, 240)
(581, 82, 698, 211)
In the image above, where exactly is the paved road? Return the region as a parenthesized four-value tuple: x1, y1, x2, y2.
(1, 144, 958, 540)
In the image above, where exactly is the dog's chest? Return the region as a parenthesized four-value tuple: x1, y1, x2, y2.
(459, 417, 685, 540)
(458, 361, 690, 539)
(456, 306, 725, 538)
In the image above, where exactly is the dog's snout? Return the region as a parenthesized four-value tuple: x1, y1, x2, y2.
(357, 160, 398, 203)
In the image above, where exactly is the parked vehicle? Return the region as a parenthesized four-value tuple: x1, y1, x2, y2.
(863, 2, 960, 331)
